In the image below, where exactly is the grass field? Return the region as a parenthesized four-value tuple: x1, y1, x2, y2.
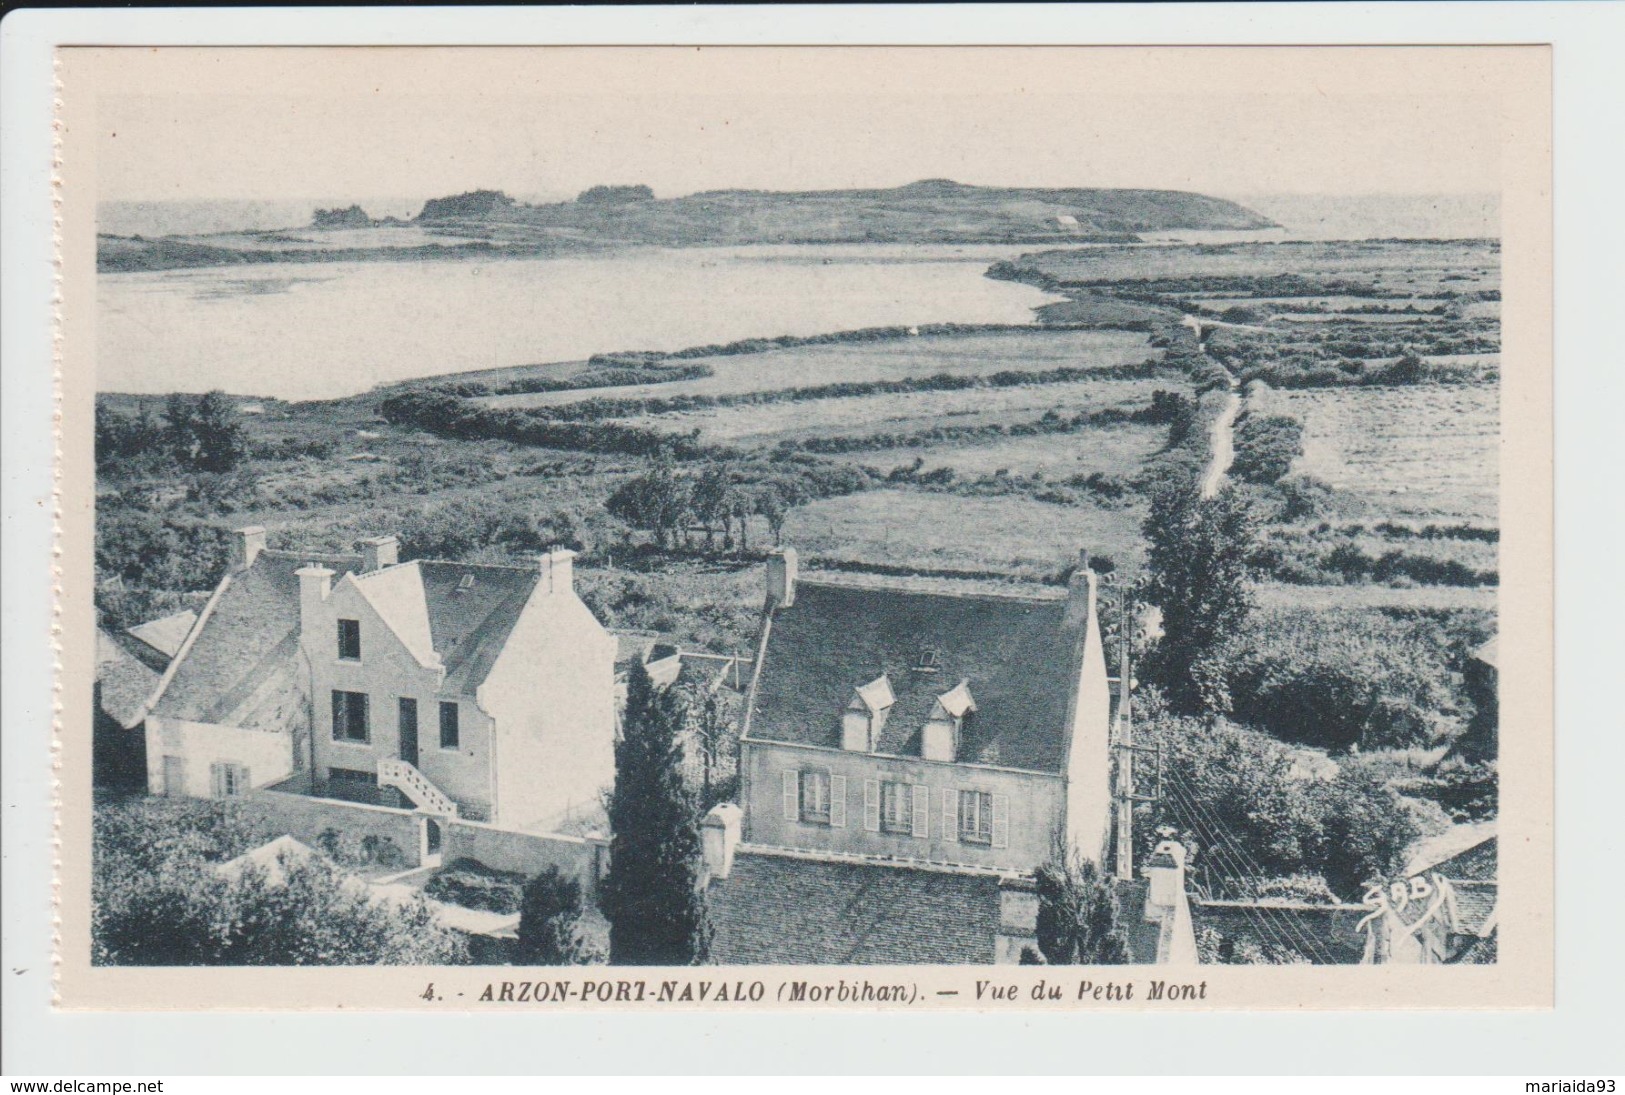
(478, 328, 1156, 410)
(827, 420, 1167, 479)
(1260, 384, 1498, 520)
(631, 376, 1165, 445)
(784, 488, 1147, 578)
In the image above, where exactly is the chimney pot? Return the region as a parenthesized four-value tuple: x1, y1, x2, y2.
(767, 548, 798, 609)
(233, 526, 267, 571)
(360, 535, 399, 572)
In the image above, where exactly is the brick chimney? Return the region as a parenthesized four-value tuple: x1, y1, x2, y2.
(233, 526, 267, 571)
(538, 549, 576, 595)
(701, 802, 744, 882)
(359, 534, 398, 572)
(767, 548, 798, 609)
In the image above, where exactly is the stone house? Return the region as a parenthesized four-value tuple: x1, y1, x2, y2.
(139, 527, 618, 834)
(735, 549, 1114, 876)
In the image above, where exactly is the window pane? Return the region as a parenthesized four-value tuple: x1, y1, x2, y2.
(338, 619, 361, 660)
(439, 701, 460, 749)
(800, 770, 829, 820)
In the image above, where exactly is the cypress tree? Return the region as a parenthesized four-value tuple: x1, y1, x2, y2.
(601, 662, 711, 965)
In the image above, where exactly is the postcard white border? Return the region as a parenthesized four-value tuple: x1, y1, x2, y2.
(5, 1, 1623, 1076)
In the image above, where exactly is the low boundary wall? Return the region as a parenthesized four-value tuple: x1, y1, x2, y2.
(248, 784, 608, 894)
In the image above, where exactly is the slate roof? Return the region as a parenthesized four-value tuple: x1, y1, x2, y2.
(746, 580, 1085, 773)
(1416, 832, 1497, 884)
(126, 609, 198, 665)
(151, 549, 540, 725)
(96, 627, 162, 728)
(1447, 880, 1498, 937)
(708, 850, 1003, 965)
(151, 550, 365, 723)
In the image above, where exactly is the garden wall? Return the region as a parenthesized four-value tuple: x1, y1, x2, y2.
(443, 820, 607, 897)
(250, 783, 425, 868)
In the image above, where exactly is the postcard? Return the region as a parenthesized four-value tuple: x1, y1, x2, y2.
(54, 43, 1552, 1010)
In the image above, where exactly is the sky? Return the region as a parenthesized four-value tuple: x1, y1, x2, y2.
(77, 46, 1509, 204)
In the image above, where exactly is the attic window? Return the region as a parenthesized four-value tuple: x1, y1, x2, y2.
(456, 574, 476, 593)
(914, 647, 941, 673)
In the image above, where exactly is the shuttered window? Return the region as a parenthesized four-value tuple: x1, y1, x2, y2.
(786, 769, 831, 824)
(209, 762, 249, 797)
(990, 793, 1010, 849)
(879, 780, 912, 833)
(957, 789, 994, 844)
(829, 775, 847, 828)
(912, 784, 930, 838)
(332, 690, 369, 743)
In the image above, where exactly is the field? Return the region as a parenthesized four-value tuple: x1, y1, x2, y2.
(1258, 385, 1498, 521)
(477, 328, 1156, 410)
(630, 377, 1165, 445)
(784, 489, 1147, 578)
(826, 421, 1166, 479)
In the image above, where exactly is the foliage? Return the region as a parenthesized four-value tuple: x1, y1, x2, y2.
(601, 663, 710, 964)
(1139, 703, 1421, 901)
(1142, 480, 1258, 715)
(1034, 855, 1132, 964)
(92, 798, 467, 966)
(422, 858, 527, 914)
(1195, 926, 1309, 965)
(1222, 608, 1457, 751)
(514, 866, 597, 965)
(98, 391, 246, 476)
(1230, 412, 1304, 485)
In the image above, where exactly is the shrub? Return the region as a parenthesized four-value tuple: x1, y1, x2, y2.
(1140, 703, 1420, 901)
(422, 858, 527, 914)
(1222, 608, 1457, 752)
(1231, 413, 1304, 485)
(514, 866, 597, 965)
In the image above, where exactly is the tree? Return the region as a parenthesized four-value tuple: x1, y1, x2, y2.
(161, 391, 246, 474)
(1143, 479, 1257, 715)
(690, 464, 731, 550)
(606, 462, 692, 550)
(756, 485, 790, 546)
(601, 663, 710, 964)
(515, 867, 589, 965)
(1034, 855, 1131, 964)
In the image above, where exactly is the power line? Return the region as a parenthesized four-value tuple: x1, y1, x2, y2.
(1158, 778, 1314, 961)
(1161, 768, 1336, 963)
(1161, 768, 1339, 964)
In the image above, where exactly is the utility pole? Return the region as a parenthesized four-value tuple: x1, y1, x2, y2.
(1113, 579, 1136, 883)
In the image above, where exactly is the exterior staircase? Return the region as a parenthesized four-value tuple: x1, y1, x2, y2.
(377, 758, 459, 819)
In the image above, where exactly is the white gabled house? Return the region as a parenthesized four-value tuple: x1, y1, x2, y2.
(139, 527, 618, 834)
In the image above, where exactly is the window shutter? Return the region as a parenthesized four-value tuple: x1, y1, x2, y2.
(864, 779, 881, 832)
(944, 788, 957, 839)
(209, 763, 223, 798)
(783, 770, 799, 821)
(991, 793, 1010, 849)
(830, 775, 847, 828)
(912, 784, 930, 838)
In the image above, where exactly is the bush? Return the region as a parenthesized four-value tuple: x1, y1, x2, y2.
(93, 798, 468, 966)
(1140, 704, 1421, 901)
(1231, 413, 1304, 485)
(1222, 608, 1457, 752)
(515, 866, 598, 964)
(422, 858, 527, 914)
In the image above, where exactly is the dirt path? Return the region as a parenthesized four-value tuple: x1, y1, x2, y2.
(1182, 316, 1244, 499)
(1201, 389, 1242, 499)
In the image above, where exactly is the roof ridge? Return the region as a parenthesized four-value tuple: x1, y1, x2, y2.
(795, 575, 1068, 604)
(417, 558, 540, 574)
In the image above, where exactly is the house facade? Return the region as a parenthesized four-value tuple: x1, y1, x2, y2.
(736, 548, 1115, 876)
(141, 527, 617, 834)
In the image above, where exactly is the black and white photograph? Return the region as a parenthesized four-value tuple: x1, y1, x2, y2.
(49, 42, 1553, 1008)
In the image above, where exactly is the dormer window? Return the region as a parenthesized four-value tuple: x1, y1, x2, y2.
(914, 647, 941, 673)
(922, 678, 975, 762)
(456, 574, 476, 593)
(842, 674, 895, 752)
